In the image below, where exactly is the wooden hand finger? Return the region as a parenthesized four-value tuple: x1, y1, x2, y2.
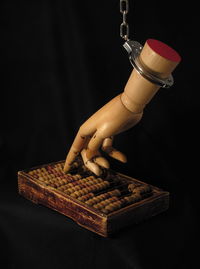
(102, 146, 127, 163)
(102, 136, 113, 148)
(86, 132, 104, 160)
(81, 149, 102, 176)
(93, 156, 110, 169)
(63, 130, 88, 173)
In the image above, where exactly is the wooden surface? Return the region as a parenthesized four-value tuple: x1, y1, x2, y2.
(18, 160, 169, 237)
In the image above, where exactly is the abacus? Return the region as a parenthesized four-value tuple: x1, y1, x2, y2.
(18, 159, 169, 237)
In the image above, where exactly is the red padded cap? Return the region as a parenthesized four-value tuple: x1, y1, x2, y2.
(147, 39, 181, 63)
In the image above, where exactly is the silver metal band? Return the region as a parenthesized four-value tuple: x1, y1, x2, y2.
(123, 40, 174, 88)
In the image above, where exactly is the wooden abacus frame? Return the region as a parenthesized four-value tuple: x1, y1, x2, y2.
(18, 160, 169, 237)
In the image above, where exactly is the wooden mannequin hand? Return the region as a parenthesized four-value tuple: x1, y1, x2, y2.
(64, 94, 143, 175)
(64, 39, 181, 176)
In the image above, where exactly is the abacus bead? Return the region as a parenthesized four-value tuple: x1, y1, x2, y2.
(73, 185, 81, 191)
(94, 197, 100, 203)
(103, 181, 110, 187)
(79, 190, 86, 196)
(125, 193, 141, 203)
(103, 199, 112, 205)
(70, 186, 77, 192)
(111, 189, 121, 196)
(120, 198, 127, 205)
(105, 197, 117, 205)
(87, 185, 94, 192)
(81, 189, 88, 195)
(143, 185, 151, 193)
(77, 190, 85, 197)
(82, 178, 89, 183)
(72, 191, 80, 197)
(57, 186, 64, 191)
(64, 190, 71, 195)
(95, 197, 102, 203)
(104, 201, 121, 213)
(82, 181, 91, 186)
(66, 188, 74, 194)
(54, 167, 60, 172)
(124, 195, 129, 201)
(85, 200, 93, 205)
(114, 202, 122, 210)
(73, 175, 81, 180)
(134, 193, 142, 201)
(93, 204, 100, 209)
(95, 202, 104, 209)
(101, 208, 109, 214)
(93, 202, 106, 209)
(111, 196, 118, 202)
(82, 183, 91, 189)
(86, 193, 95, 199)
(79, 193, 94, 201)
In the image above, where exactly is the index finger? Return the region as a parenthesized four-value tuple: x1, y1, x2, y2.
(63, 130, 88, 173)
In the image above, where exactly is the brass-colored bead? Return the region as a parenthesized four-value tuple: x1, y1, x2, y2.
(64, 190, 71, 195)
(81, 189, 88, 195)
(66, 188, 74, 194)
(73, 175, 82, 180)
(72, 191, 80, 198)
(73, 185, 81, 191)
(98, 201, 107, 207)
(78, 193, 94, 201)
(66, 183, 74, 188)
(101, 208, 109, 214)
(95, 178, 103, 183)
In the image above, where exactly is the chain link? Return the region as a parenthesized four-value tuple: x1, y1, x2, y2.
(120, 0, 129, 41)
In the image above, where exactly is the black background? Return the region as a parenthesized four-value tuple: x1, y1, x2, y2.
(0, 1, 198, 268)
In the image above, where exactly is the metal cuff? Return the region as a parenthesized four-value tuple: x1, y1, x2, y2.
(123, 40, 174, 88)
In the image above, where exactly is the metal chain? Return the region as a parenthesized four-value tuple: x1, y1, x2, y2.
(120, 0, 129, 41)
